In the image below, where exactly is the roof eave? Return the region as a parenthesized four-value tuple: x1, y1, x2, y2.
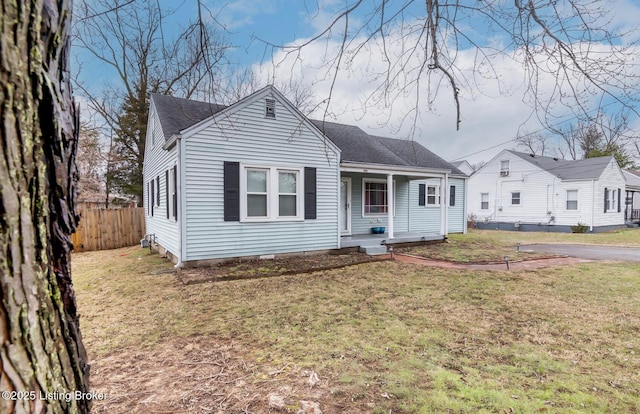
(340, 161, 450, 176)
(163, 134, 180, 150)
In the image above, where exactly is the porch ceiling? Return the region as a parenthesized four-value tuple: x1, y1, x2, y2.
(340, 163, 449, 178)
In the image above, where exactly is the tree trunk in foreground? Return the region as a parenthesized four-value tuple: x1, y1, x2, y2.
(0, 1, 90, 413)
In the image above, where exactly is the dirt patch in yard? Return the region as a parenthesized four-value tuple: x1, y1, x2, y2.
(177, 252, 390, 285)
(394, 253, 593, 270)
(89, 335, 368, 414)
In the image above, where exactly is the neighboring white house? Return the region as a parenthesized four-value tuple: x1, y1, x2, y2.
(623, 169, 640, 225)
(468, 149, 626, 232)
(143, 86, 468, 265)
(451, 160, 474, 176)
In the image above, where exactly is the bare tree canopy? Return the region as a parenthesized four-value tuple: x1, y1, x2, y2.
(258, 0, 640, 133)
(73, 0, 230, 205)
(516, 132, 549, 156)
(554, 111, 638, 167)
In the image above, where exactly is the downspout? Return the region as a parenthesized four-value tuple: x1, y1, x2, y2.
(463, 177, 468, 234)
(443, 174, 449, 236)
(337, 156, 342, 248)
(590, 179, 596, 232)
(387, 173, 394, 239)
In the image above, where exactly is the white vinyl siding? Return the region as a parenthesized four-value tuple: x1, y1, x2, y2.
(593, 159, 625, 226)
(142, 101, 180, 258)
(447, 178, 466, 233)
(408, 178, 444, 234)
(468, 150, 625, 229)
(183, 92, 340, 261)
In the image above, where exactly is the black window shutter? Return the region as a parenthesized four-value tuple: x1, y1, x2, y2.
(224, 161, 240, 221)
(449, 185, 456, 207)
(156, 176, 160, 206)
(418, 183, 426, 206)
(166, 170, 170, 219)
(150, 180, 154, 216)
(172, 166, 178, 220)
(604, 187, 608, 213)
(304, 167, 317, 219)
(618, 188, 621, 213)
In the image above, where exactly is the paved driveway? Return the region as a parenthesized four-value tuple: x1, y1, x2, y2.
(523, 244, 640, 262)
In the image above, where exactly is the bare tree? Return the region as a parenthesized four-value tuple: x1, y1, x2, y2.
(555, 122, 583, 160)
(470, 161, 487, 172)
(77, 123, 105, 198)
(258, 1, 640, 134)
(73, 0, 230, 206)
(1, 0, 90, 412)
(516, 132, 549, 155)
(596, 111, 638, 155)
(554, 111, 638, 167)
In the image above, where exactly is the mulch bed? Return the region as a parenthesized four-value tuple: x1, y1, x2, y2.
(177, 252, 390, 285)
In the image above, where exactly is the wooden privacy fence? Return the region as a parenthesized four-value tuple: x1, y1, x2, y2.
(71, 208, 146, 252)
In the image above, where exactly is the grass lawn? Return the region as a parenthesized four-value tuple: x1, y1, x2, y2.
(400, 228, 640, 263)
(73, 236, 640, 413)
(466, 228, 640, 246)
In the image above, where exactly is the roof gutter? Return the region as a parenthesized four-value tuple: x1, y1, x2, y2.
(163, 134, 180, 150)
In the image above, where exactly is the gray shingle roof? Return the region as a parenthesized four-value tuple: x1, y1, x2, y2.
(624, 169, 640, 189)
(310, 120, 465, 174)
(150, 93, 465, 175)
(151, 93, 226, 140)
(509, 150, 614, 180)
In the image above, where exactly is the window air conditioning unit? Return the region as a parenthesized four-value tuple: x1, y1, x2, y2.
(500, 170, 509, 177)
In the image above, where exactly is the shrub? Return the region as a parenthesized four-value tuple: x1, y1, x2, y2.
(570, 222, 589, 233)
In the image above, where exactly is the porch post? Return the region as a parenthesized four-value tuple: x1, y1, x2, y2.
(443, 174, 449, 236)
(440, 176, 446, 235)
(387, 173, 394, 239)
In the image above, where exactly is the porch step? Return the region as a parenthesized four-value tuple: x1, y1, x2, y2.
(359, 245, 388, 256)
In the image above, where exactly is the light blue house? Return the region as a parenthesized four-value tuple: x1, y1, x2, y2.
(143, 86, 467, 266)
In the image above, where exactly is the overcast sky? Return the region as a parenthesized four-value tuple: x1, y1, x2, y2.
(75, 0, 640, 165)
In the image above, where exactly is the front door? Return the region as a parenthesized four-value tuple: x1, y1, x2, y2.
(340, 178, 351, 235)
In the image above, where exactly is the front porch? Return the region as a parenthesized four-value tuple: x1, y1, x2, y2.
(340, 169, 451, 242)
(340, 232, 445, 248)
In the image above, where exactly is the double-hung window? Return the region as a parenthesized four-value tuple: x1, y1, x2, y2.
(480, 193, 489, 210)
(166, 166, 178, 220)
(511, 191, 521, 205)
(246, 168, 269, 218)
(242, 166, 302, 221)
(566, 190, 578, 210)
(427, 185, 439, 205)
(149, 180, 154, 216)
(500, 160, 510, 176)
(278, 171, 298, 217)
(604, 188, 619, 213)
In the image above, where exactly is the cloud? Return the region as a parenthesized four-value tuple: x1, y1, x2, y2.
(252, 28, 627, 164)
(216, 0, 278, 31)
